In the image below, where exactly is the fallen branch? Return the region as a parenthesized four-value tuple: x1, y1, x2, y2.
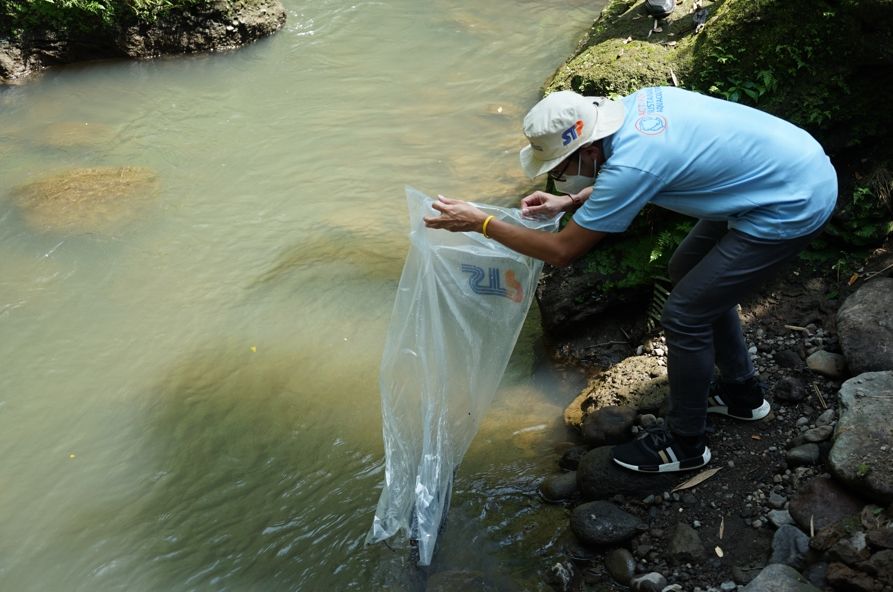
(862, 261, 893, 282)
(811, 382, 828, 410)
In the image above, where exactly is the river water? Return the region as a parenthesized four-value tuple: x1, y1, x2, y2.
(0, 2, 602, 590)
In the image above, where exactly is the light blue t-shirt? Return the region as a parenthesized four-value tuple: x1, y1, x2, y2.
(573, 87, 838, 239)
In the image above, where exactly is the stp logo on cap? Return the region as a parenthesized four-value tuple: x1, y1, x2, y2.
(561, 120, 584, 145)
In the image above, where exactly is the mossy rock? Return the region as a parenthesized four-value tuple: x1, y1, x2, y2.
(546, 38, 676, 97)
(9, 166, 158, 233)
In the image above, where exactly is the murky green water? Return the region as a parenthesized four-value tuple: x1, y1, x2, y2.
(0, 2, 601, 589)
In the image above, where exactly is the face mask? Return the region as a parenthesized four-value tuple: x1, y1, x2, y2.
(554, 173, 595, 196)
(554, 152, 595, 195)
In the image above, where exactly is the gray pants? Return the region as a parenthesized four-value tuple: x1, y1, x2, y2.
(661, 220, 823, 436)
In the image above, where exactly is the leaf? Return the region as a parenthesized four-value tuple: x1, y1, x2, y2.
(672, 467, 722, 492)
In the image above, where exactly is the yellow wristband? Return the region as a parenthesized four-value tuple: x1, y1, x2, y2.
(481, 214, 495, 238)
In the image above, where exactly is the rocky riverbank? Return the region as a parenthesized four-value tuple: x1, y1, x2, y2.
(0, 0, 286, 83)
(534, 248, 893, 591)
(520, 1, 893, 589)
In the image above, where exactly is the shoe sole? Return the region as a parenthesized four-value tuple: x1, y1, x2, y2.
(707, 399, 771, 421)
(612, 446, 712, 473)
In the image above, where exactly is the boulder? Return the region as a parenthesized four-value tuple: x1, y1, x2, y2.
(576, 446, 676, 500)
(789, 476, 863, 532)
(667, 522, 705, 564)
(564, 356, 668, 428)
(837, 278, 893, 374)
(570, 500, 644, 546)
(742, 563, 821, 592)
(828, 371, 893, 503)
(770, 524, 811, 569)
(805, 350, 847, 378)
(581, 405, 637, 446)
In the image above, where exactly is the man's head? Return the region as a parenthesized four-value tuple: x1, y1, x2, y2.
(518, 91, 625, 179)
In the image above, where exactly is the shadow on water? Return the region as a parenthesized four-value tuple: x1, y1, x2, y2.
(47, 341, 426, 591)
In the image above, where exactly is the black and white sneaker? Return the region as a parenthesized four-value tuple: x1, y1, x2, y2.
(611, 425, 711, 473)
(707, 376, 771, 421)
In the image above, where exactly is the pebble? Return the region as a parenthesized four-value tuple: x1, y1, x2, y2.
(786, 443, 820, 466)
(630, 572, 667, 591)
(605, 548, 637, 585)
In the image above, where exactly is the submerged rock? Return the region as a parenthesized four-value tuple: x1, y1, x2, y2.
(9, 166, 158, 233)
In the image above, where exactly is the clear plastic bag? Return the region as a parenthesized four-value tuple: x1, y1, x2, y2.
(367, 186, 561, 565)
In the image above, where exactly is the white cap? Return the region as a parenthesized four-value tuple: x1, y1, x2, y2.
(519, 91, 626, 178)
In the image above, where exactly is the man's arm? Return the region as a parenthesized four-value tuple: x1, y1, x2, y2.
(423, 195, 606, 267)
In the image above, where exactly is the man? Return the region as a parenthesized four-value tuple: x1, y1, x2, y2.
(423, 87, 837, 473)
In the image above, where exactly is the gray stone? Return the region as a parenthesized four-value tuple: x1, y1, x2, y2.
(789, 476, 864, 532)
(668, 522, 705, 564)
(769, 492, 788, 509)
(742, 563, 821, 591)
(802, 425, 834, 443)
(576, 446, 675, 500)
(570, 501, 644, 546)
(581, 405, 637, 446)
(806, 350, 847, 378)
(770, 524, 811, 569)
(786, 443, 820, 467)
(539, 472, 579, 503)
(837, 277, 893, 374)
(769, 509, 795, 528)
(828, 371, 893, 503)
(630, 572, 667, 592)
(605, 547, 636, 585)
(815, 409, 836, 426)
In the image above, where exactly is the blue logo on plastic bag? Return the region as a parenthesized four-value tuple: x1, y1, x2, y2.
(461, 264, 523, 302)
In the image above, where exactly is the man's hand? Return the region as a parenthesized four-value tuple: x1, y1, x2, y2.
(423, 195, 489, 233)
(521, 191, 571, 218)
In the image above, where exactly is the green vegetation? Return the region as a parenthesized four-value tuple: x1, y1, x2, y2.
(542, 0, 893, 315)
(856, 462, 871, 478)
(1, 0, 218, 38)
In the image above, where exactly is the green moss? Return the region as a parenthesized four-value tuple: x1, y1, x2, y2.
(547, 38, 676, 97)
